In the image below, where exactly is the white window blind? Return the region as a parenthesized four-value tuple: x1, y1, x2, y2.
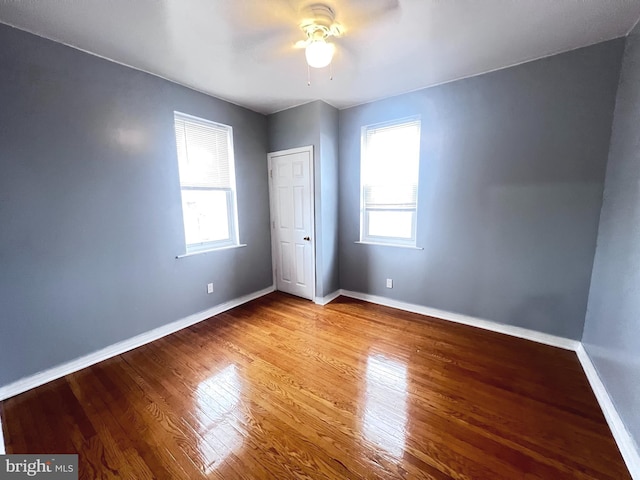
(361, 118, 421, 245)
(174, 112, 239, 252)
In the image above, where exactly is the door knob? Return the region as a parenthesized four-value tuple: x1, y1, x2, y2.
(303, 236, 310, 241)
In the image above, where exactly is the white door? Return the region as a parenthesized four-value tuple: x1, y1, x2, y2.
(268, 146, 315, 300)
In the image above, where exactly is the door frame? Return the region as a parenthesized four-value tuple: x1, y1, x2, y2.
(267, 145, 316, 300)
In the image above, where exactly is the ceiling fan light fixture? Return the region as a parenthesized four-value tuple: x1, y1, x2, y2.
(305, 39, 334, 68)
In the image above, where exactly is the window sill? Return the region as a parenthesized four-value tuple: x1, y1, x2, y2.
(354, 241, 424, 250)
(176, 243, 247, 258)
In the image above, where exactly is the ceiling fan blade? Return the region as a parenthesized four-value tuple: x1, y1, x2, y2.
(224, 0, 302, 52)
(236, 27, 295, 51)
(338, 0, 401, 32)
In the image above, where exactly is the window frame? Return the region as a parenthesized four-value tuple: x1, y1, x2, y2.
(174, 111, 240, 255)
(359, 116, 421, 247)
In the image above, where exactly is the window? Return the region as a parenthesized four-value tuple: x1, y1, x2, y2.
(174, 112, 239, 253)
(360, 117, 421, 246)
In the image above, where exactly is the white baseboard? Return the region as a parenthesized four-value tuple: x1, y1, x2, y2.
(314, 290, 341, 306)
(0, 285, 275, 402)
(0, 413, 5, 454)
(339, 289, 581, 351)
(576, 344, 640, 480)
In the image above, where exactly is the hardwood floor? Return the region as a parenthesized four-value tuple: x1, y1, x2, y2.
(0, 292, 630, 479)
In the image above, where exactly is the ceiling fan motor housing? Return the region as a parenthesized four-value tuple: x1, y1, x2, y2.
(301, 3, 343, 39)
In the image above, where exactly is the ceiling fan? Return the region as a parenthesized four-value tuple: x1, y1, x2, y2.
(228, 0, 400, 82)
(294, 3, 344, 69)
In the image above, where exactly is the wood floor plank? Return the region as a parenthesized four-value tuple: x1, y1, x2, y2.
(0, 292, 631, 479)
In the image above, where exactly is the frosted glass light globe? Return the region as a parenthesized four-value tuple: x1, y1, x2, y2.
(305, 40, 335, 68)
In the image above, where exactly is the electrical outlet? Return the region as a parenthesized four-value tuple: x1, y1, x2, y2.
(207, 283, 214, 294)
(386, 278, 393, 288)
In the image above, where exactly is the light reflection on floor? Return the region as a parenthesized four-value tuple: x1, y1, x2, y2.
(195, 364, 244, 474)
(363, 353, 409, 459)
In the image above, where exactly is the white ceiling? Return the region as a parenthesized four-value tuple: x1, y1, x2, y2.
(1, 0, 639, 114)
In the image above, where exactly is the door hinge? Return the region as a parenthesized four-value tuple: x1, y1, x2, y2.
(269, 169, 273, 178)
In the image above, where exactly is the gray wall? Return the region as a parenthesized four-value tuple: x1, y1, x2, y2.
(583, 22, 640, 451)
(0, 24, 273, 387)
(339, 39, 624, 339)
(268, 101, 340, 298)
(317, 102, 340, 297)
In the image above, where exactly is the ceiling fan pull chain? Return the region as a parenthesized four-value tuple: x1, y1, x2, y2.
(307, 63, 311, 86)
(329, 62, 333, 81)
